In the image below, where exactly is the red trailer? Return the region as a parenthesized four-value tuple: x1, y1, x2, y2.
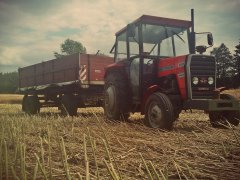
(18, 53, 114, 115)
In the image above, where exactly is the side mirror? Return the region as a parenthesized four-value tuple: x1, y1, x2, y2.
(127, 23, 136, 37)
(207, 33, 213, 46)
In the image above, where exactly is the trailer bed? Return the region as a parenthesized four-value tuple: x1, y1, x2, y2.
(18, 53, 114, 92)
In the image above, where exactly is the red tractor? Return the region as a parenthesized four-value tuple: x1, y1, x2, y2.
(104, 9, 240, 129)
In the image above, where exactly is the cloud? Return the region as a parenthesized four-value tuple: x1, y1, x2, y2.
(0, 46, 27, 65)
(0, 0, 239, 73)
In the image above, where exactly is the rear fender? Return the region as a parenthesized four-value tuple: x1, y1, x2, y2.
(104, 61, 125, 79)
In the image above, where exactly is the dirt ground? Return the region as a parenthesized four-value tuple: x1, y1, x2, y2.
(0, 104, 239, 179)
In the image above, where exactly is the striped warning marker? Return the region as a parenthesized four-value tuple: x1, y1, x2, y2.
(79, 65, 87, 82)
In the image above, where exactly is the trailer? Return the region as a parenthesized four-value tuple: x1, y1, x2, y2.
(18, 53, 114, 115)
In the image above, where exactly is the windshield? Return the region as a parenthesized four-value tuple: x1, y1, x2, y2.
(142, 24, 189, 57)
(115, 23, 190, 61)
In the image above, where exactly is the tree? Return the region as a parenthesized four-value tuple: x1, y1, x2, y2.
(210, 43, 235, 87)
(210, 43, 233, 78)
(231, 41, 240, 88)
(233, 41, 240, 78)
(0, 72, 19, 93)
(54, 38, 86, 58)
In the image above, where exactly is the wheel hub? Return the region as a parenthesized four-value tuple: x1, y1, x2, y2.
(148, 103, 163, 128)
(106, 86, 116, 110)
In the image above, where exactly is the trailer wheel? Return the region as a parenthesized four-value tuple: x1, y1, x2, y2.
(22, 95, 27, 112)
(209, 94, 240, 128)
(144, 92, 175, 130)
(60, 94, 78, 116)
(104, 72, 130, 121)
(22, 95, 40, 115)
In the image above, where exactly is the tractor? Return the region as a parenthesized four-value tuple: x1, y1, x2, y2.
(103, 9, 240, 129)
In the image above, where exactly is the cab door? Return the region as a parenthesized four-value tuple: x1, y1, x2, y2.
(129, 57, 140, 101)
(129, 56, 156, 101)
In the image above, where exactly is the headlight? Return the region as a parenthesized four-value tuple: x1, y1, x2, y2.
(192, 77, 199, 85)
(208, 77, 214, 85)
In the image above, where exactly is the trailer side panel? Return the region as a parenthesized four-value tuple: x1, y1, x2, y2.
(19, 53, 114, 91)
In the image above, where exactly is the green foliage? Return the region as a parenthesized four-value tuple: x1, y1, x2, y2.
(54, 38, 86, 58)
(233, 41, 240, 78)
(210, 43, 233, 79)
(210, 43, 240, 88)
(0, 72, 19, 93)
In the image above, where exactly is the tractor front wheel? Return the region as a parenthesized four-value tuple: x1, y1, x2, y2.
(209, 111, 239, 128)
(144, 92, 175, 130)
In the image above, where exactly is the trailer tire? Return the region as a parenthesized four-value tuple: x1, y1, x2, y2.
(22, 95, 27, 112)
(104, 72, 130, 121)
(22, 95, 40, 115)
(60, 94, 78, 116)
(209, 94, 240, 128)
(144, 92, 174, 130)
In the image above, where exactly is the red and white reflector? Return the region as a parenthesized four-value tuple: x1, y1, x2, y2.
(79, 65, 87, 82)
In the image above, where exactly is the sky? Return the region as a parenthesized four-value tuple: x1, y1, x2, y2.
(0, 0, 239, 73)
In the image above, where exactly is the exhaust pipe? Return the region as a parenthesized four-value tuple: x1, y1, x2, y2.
(190, 9, 196, 54)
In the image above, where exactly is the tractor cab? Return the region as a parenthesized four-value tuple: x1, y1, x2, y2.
(104, 10, 239, 130)
(110, 15, 192, 101)
(112, 15, 191, 60)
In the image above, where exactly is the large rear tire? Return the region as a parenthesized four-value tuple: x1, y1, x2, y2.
(209, 94, 240, 128)
(22, 95, 40, 115)
(60, 94, 78, 116)
(104, 72, 130, 121)
(144, 92, 175, 130)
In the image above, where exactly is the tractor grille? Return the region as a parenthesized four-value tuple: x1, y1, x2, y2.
(190, 55, 216, 99)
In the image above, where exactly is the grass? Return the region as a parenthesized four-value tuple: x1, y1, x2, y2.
(0, 94, 23, 104)
(224, 89, 240, 99)
(0, 104, 240, 179)
(0, 90, 239, 179)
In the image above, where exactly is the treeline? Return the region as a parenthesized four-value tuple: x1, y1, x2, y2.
(0, 41, 239, 93)
(0, 72, 19, 93)
(211, 41, 240, 88)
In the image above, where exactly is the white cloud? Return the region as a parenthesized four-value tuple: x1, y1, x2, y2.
(0, 0, 239, 72)
(0, 46, 27, 65)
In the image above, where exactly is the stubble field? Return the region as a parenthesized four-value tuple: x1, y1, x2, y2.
(0, 91, 240, 179)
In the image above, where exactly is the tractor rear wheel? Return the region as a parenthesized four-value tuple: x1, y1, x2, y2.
(209, 94, 240, 128)
(144, 92, 175, 130)
(22, 95, 40, 115)
(104, 72, 130, 121)
(60, 94, 78, 116)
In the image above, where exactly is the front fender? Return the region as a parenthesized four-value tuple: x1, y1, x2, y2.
(141, 85, 162, 114)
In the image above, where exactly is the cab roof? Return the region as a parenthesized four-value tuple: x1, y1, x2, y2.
(116, 14, 192, 36)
